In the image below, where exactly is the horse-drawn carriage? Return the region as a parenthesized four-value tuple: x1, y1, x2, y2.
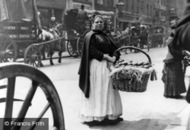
(0, 0, 65, 129)
(116, 25, 150, 51)
(0, 0, 40, 64)
(149, 26, 166, 48)
(0, 0, 67, 67)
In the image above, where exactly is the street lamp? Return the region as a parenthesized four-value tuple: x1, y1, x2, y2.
(114, 0, 125, 33)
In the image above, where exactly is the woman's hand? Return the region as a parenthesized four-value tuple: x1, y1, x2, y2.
(109, 56, 116, 63)
(107, 62, 114, 71)
(103, 54, 116, 63)
(182, 50, 190, 57)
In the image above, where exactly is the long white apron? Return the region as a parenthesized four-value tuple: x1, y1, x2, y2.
(80, 59, 122, 122)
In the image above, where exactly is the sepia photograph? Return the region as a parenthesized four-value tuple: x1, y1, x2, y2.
(0, 0, 190, 130)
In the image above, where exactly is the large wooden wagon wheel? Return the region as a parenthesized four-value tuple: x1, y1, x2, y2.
(0, 63, 65, 130)
(24, 44, 42, 67)
(0, 35, 17, 63)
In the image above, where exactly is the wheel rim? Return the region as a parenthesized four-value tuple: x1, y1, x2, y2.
(24, 45, 41, 67)
(0, 35, 17, 63)
(77, 37, 83, 56)
(66, 40, 78, 57)
(0, 63, 65, 130)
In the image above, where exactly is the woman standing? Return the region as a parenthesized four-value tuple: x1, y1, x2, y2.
(162, 9, 190, 98)
(78, 14, 123, 126)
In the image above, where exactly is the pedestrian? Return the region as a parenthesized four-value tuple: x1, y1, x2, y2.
(76, 4, 89, 34)
(78, 13, 123, 126)
(140, 26, 148, 49)
(161, 3, 190, 98)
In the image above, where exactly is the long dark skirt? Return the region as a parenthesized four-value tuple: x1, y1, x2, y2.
(162, 61, 186, 97)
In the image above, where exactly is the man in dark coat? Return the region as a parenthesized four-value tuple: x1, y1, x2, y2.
(76, 4, 89, 34)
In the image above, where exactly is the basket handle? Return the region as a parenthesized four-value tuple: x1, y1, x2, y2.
(114, 46, 152, 64)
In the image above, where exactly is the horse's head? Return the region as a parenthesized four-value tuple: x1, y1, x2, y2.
(38, 29, 54, 42)
(49, 28, 60, 39)
(54, 23, 64, 36)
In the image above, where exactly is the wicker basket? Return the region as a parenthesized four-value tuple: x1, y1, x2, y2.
(111, 46, 153, 92)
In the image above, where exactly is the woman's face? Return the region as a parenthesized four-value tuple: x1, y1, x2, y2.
(92, 16, 104, 31)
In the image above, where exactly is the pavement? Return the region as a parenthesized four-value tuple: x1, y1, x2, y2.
(39, 47, 190, 130)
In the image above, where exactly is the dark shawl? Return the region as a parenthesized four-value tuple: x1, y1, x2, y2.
(78, 31, 97, 98)
(78, 30, 119, 98)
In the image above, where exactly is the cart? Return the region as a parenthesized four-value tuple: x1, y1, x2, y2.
(0, 0, 42, 66)
(128, 25, 150, 51)
(150, 26, 166, 48)
(0, 0, 68, 67)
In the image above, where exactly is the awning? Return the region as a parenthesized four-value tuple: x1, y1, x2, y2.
(1, 0, 40, 23)
(85, 9, 114, 15)
(119, 18, 138, 23)
(85, 9, 114, 19)
(0, 0, 9, 21)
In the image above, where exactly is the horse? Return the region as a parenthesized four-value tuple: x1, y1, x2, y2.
(38, 23, 65, 66)
(38, 28, 53, 59)
(48, 26, 65, 65)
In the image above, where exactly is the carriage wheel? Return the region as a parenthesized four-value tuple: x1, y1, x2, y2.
(0, 63, 65, 130)
(66, 40, 79, 58)
(0, 35, 17, 63)
(24, 45, 42, 67)
(76, 37, 83, 56)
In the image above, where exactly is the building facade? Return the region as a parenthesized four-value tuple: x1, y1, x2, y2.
(36, 0, 186, 30)
(36, 0, 66, 28)
(167, 0, 186, 21)
(119, 0, 155, 29)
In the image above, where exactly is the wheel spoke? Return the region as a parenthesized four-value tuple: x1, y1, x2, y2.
(3, 77, 16, 130)
(0, 84, 7, 89)
(2, 37, 8, 49)
(0, 36, 17, 62)
(0, 97, 23, 103)
(24, 45, 40, 67)
(12, 81, 39, 130)
(4, 77, 16, 118)
(17, 81, 39, 118)
(28, 102, 51, 130)
(67, 41, 78, 57)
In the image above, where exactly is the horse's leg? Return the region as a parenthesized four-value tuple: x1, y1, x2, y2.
(38, 45, 44, 67)
(58, 40, 64, 63)
(41, 46, 46, 60)
(49, 53, 54, 65)
(49, 51, 54, 65)
(58, 51, 62, 63)
(38, 55, 44, 67)
(49, 45, 54, 65)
